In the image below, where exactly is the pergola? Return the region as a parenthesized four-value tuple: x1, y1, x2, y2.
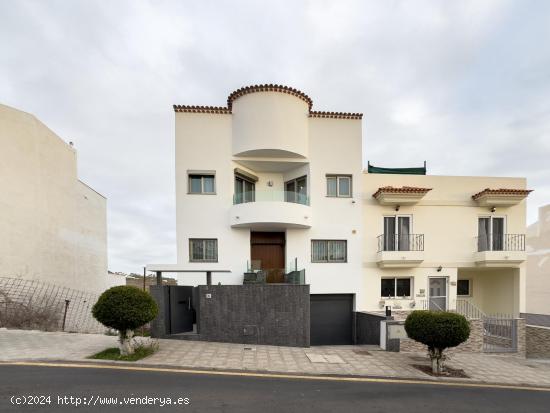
(146, 265, 232, 286)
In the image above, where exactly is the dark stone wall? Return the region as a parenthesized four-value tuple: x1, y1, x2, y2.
(355, 312, 387, 345)
(149, 285, 170, 338)
(197, 284, 310, 347)
(521, 313, 550, 328)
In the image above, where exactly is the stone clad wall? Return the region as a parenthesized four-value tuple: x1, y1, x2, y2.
(526, 325, 550, 358)
(198, 284, 310, 347)
(398, 319, 484, 354)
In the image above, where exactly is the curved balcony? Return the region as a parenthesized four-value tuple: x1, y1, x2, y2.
(230, 191, 312, 229)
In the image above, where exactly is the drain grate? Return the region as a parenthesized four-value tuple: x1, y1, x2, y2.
(353, 350, 371, 356)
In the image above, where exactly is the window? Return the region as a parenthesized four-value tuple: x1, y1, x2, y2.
(326, 175, 352, 197)
(457, 279, 471, 296)
(311, 240, 347, 262)
(188, 174, 215, 194)
(285, 176, 308, 204)
(234, 175, 255, 204)
(189, 239, 218, 262)
(381, 278, 412, 298)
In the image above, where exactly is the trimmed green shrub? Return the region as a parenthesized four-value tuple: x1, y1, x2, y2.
(405, 311, 470, 373)
(92, 286, 158, 355)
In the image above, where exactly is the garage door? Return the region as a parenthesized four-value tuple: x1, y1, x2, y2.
(310, 294, 354, 345)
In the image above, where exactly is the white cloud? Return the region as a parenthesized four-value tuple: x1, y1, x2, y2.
(1, 0, 549, 272)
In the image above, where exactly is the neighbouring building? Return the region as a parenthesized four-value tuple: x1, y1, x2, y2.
(148, 85, 531, 347)
(364, 172, 530, 319)
(0, 103, 112, 294)
(525, 204, 550, 326)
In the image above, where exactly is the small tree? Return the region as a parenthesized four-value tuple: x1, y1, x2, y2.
(92, 286, 158, 355)
(405, 311, 470, 374)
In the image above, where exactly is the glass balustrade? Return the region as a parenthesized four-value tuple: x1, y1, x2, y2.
(233, 190, 309, 205)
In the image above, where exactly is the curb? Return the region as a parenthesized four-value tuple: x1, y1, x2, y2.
(2, 359, 550, 392)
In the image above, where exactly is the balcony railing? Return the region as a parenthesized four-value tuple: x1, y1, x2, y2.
(377, 234, 424, 252)
(233, 190, 309, 205)
(476, 234, 525, 252)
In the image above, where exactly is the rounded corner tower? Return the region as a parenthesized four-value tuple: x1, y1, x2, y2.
(229, 84, 310, 158)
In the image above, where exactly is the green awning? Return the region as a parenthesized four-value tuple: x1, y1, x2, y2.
(367, 162, 426, 175)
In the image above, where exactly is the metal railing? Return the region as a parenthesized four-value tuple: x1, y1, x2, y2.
(456, 299, 486, 320)
(476, 233, 525, 252)
(233, 190, 309, 206)
(377, 234, 424, 252)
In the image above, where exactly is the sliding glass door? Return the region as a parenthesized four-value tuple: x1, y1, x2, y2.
(234, 176, 255, 204)
(383, 216, 411, 251)
(285, 176, 307, 204)
(478, 217, 505, 251)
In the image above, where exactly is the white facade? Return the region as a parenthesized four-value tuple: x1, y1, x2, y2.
(150, 85, 529, 316)
(526, 204, 550, 319)
(0, 103, 112, 294)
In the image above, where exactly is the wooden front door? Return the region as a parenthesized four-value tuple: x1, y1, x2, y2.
(251, 232, 285, 283)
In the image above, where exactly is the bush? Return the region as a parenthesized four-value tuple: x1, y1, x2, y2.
(405, 311, 470, 374)
(92, 286, 158, 355)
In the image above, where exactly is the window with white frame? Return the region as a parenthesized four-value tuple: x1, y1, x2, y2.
(189, 239, 218, 262)
(457, 279, 471, 296)
(311, 240, 347, 263)
(188, 174, 216, 194)
(326, 175, 352, 197)
(381, 277, 412, 298)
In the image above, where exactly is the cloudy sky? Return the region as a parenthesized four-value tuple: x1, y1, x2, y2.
(1, 0, 549, 273)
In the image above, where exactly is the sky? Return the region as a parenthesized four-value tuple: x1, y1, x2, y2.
(1, 0, 549, 273)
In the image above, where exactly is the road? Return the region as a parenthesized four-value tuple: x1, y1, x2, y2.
(1, 363, 549, 412)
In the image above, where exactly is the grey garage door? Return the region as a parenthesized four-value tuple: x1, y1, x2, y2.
(310, 294, 354, 345)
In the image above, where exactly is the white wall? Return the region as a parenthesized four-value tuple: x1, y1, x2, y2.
(0, 104, 109, 293)
(232, 92, 309, 158)
(526, 205, 550, 316)
(173, 92, 364, 307)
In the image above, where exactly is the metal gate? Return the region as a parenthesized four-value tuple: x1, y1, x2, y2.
(483, 317, 518, 353)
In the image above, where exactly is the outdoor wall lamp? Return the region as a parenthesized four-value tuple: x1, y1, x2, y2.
(491, 206, 496, 213)
(437, 266, 442, 272)
(395, 205, 400, 211)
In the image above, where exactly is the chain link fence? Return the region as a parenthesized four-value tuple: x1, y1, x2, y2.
(0, 277, 106, 334)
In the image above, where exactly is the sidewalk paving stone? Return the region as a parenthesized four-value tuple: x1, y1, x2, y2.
(1, 329, 550, 388)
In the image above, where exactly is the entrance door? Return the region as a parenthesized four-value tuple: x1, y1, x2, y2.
(169, 286, 194, 334)
(429, 278, 447, 311)
(251, 232, 285, 283)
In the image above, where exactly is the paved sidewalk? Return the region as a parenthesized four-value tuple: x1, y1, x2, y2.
(2, 329, 550, 388)
(0, 328, 117, 361)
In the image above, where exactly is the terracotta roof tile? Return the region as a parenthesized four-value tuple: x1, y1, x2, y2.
(472, 188, 533, 200)
(173, 105, 231, 114)
(310, 111, 363, 120)
(372, 186, 432, 198)
(227, 84, 313, 110)
(173, 84, 362, 119)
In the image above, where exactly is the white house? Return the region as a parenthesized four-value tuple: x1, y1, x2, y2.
(525, 204, 550, 326)
(148, 84, 531, 344)
(0, 103, 113, 294)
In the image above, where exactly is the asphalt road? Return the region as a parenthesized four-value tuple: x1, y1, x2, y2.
(1, 364, 549, 412)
